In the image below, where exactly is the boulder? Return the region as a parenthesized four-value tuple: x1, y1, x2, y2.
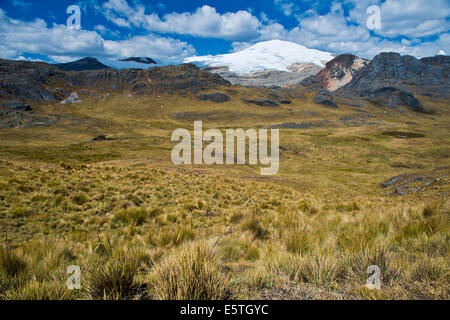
(1, 101, 32, 111)
(313, 90, 338, 108)
(197, 92, 231, 103)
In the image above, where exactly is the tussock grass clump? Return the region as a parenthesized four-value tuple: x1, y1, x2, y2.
(218, 235, 259, 262)
(157, 226, 196, 247)
(410, 258, 449, 283)
(344, 246, 401, 285)
(244, 246, 303, 290)
(298, 255, 343, 286)
(297, 200, 318, 215)
(113, 207, 150, 225)
(229, 212, 244, 224)
(149, 207, 164, 218)
(151, 241, 229, 300)
(72, 192, 89, 205)
(87, 255, 141, 300)
(0, 247, 27, 277)
(284, 231, 312, 255)
(241, 215, 267, 239)
(11, 207, 34, 218)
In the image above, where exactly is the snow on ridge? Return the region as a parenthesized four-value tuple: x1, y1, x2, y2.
(185, 40, 334, 75)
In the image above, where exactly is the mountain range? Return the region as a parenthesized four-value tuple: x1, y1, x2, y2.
(0, 40, 448, 128)
(55, 57, 159, 72)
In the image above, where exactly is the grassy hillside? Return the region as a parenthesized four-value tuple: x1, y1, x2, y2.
(0, 87, 448, 299)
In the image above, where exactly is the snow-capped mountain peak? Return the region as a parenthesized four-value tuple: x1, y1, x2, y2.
(184, 40, 334, 75)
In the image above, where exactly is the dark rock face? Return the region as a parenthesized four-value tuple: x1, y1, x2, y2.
(0, 59, 231, 103)
(1, 101, 32, 111)
(0, 59, 64, 102)
(313, 90, 338, 108)
(339, 52, 449, 100)
(55, 58, 111, 71)
(360, 87, 431, 113)
(197, 92, 231, 103)
(299, 52, 449, 113)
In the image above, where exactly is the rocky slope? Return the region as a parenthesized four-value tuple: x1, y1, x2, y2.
(317, 54, 369, 91)
(0, 59, 230, 103)
(338, 53, 450, 99)
(203, 63, 322, 88)
(301, 53, 449, 113)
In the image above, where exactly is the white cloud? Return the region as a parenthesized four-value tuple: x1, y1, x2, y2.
(346, 0, 450, 38)
(100, 2, 261, 41)
(0, 8, 194, 64)
(274, 0, 297, 16)
(240, 1, 450, 59)
(97, 0, 449, 59)
(104, 34, 195, 64)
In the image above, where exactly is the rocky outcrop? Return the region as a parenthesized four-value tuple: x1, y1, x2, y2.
(318, 54, 369, 91)
(197, 92, 231, 103)
(61, 92, 82, 104)
(313, 90, 338, 108)
(0, 59, 64, 102)
(359, 87, 431, 113)
(334, 52, 450, 113)
(0, 59, 231, 103)
(1, 101, 32, 111)
(339, 53, 449, 98)
(300, 52, 449, 113)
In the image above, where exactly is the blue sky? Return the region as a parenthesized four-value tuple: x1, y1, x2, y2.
(0, 0, 448, 64)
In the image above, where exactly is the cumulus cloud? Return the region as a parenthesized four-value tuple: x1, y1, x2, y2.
(100, 1, 261, 41)
(0, 0, 448, 64)
(0, 8, 194, 63)
(346, 0, 450, 39)
(97, 0, 448, 58)
(104, 34, 195, 64)
(233, 0, 449, 59)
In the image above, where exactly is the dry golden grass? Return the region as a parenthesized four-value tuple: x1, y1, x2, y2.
(0, 90, 448, 300)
